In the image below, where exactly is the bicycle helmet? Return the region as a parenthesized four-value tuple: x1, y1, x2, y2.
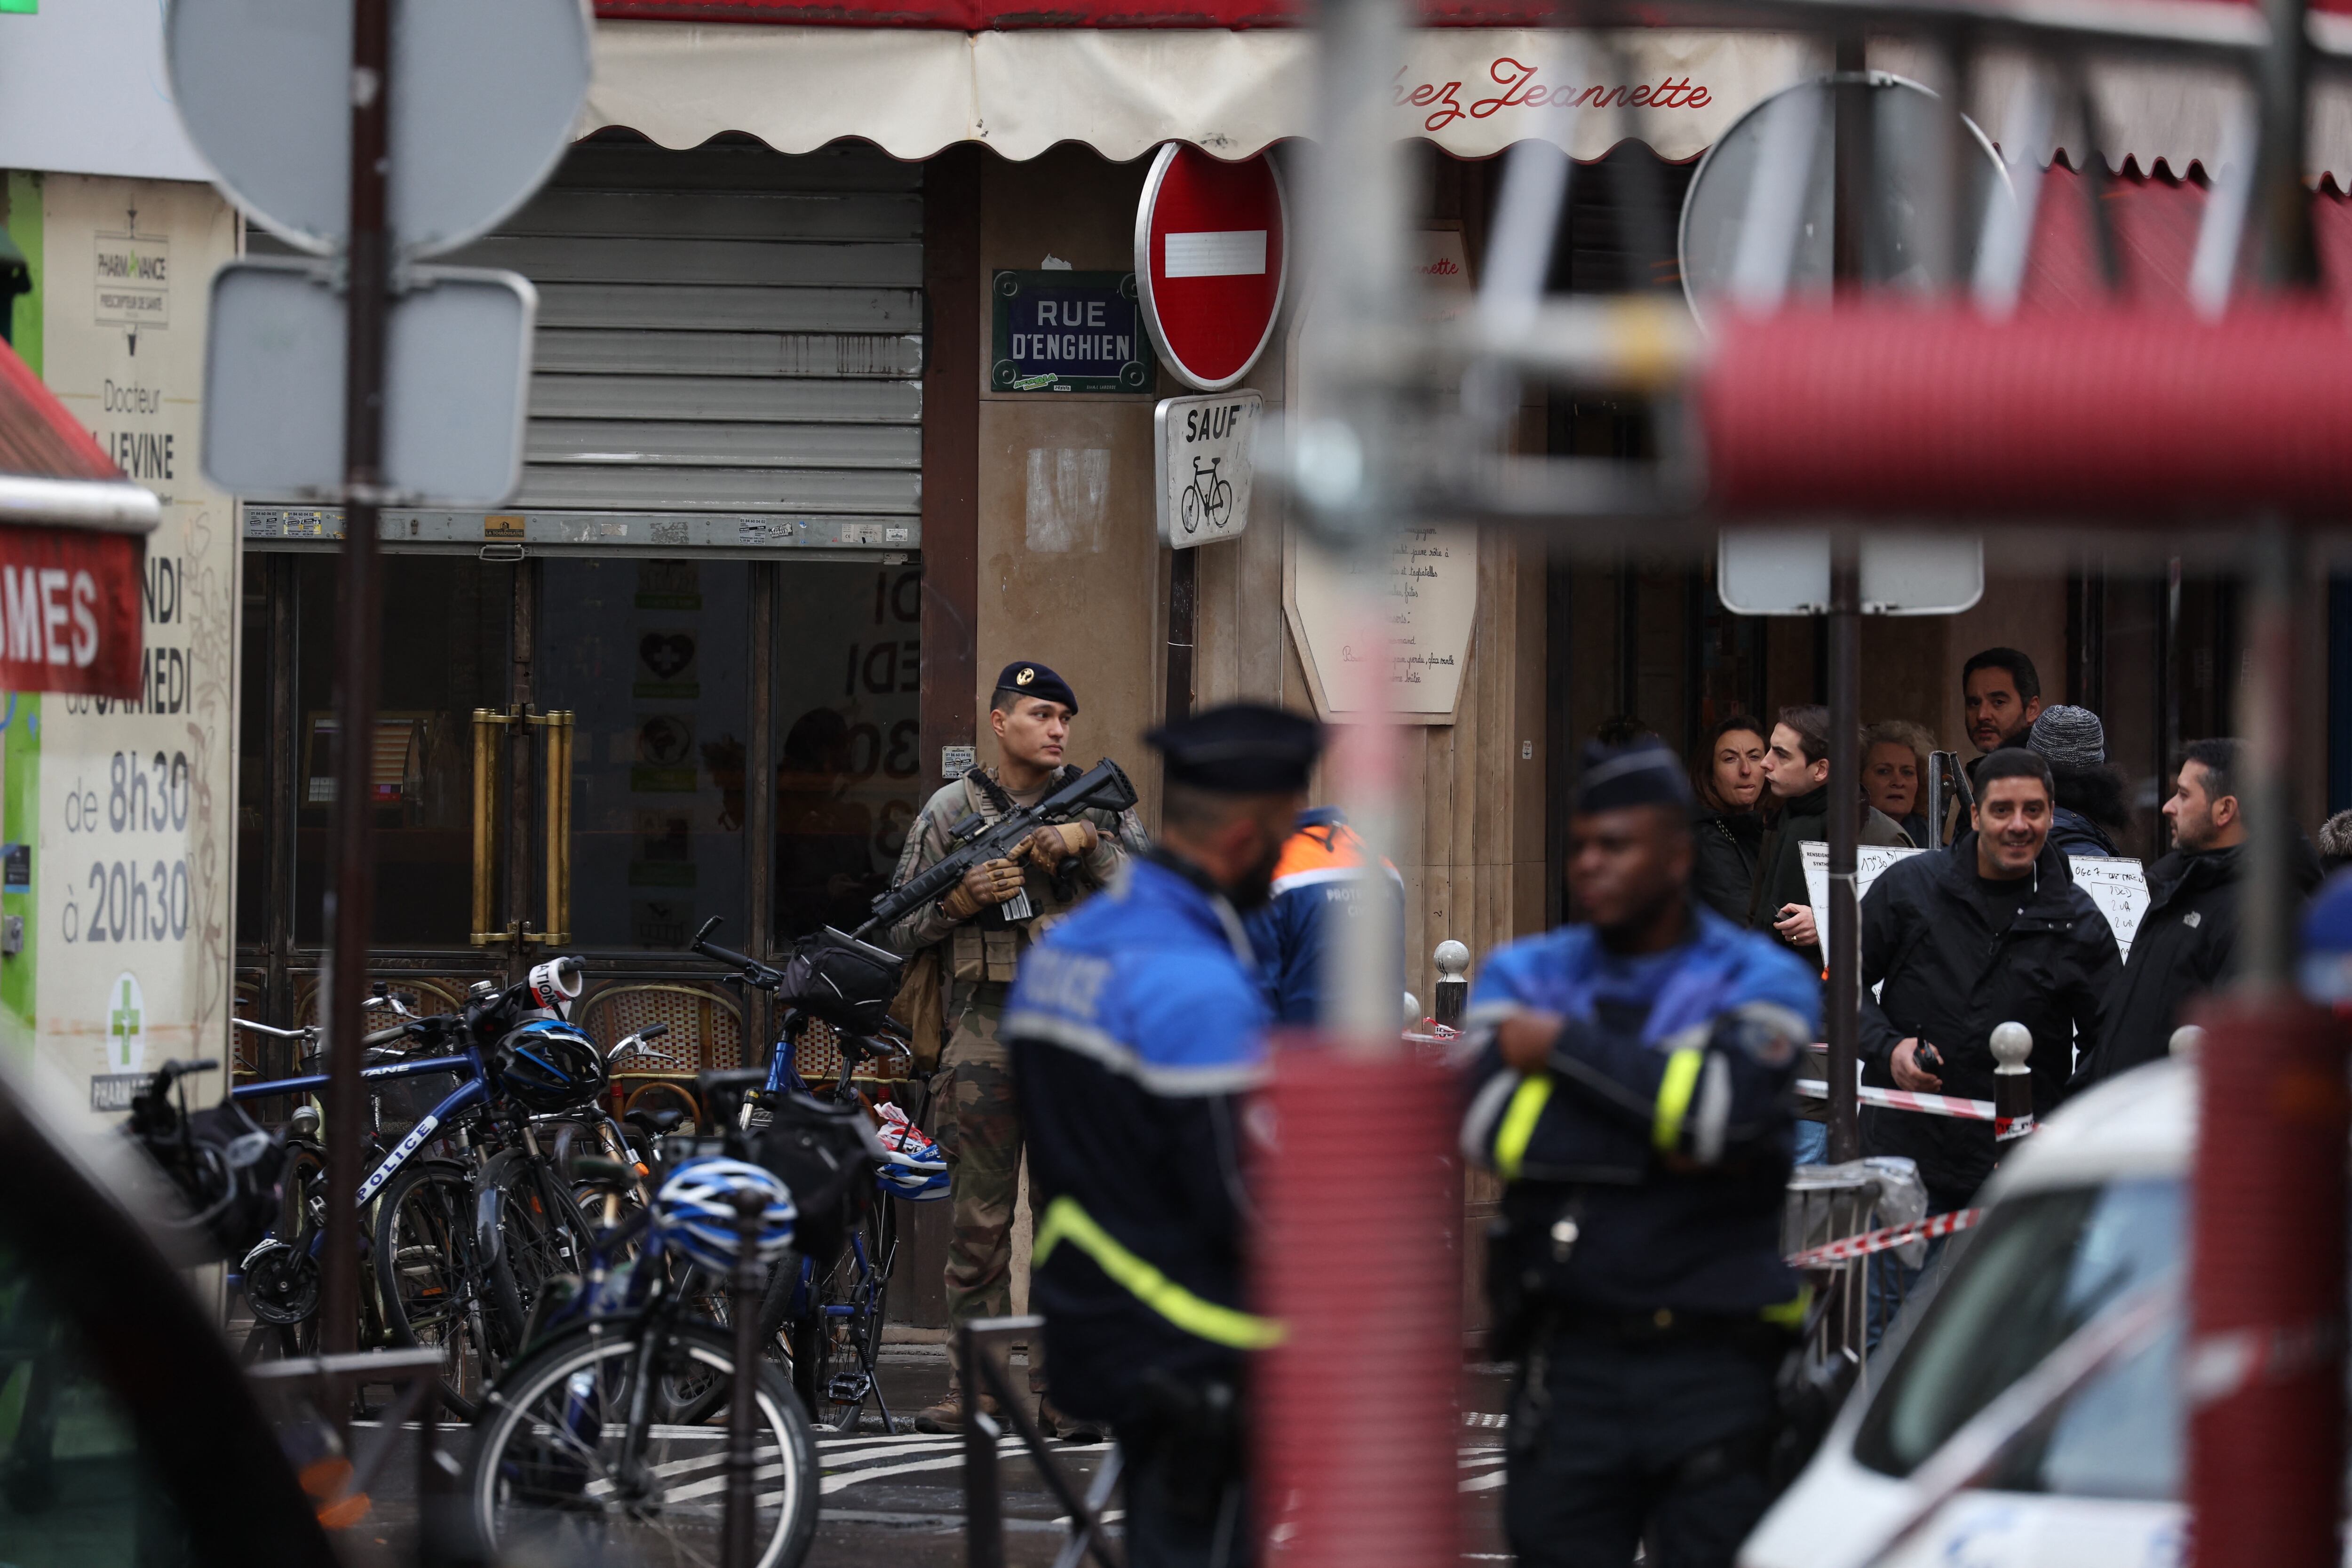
(651, 1157, 797, 1274)
(489, 1019, 607, 1114)
(874, 1102, 948, 1201)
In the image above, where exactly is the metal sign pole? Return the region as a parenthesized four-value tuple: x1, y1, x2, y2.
(319, 0, 393, 1368)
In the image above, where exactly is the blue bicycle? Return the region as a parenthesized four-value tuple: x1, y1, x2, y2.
(227, 961, 644, 1404)
(691, 920, 950, 1434)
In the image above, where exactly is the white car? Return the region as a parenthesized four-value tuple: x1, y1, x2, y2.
(1744, 1058, 2197, 1568)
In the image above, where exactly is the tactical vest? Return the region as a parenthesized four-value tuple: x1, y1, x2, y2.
(949, 767, 1104, 987)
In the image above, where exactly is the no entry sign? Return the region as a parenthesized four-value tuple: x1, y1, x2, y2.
(1134, 144, 1287, 393)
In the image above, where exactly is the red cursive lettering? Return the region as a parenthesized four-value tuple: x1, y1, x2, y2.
(1470, 56, 1542, 119)
(1423, 80, 1466, 131)
(1388, 59, 1715, 124)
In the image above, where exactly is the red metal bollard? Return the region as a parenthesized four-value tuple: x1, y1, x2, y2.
(1255, 1047, 1461, 1566)
(2187, 993, 2349, 1568)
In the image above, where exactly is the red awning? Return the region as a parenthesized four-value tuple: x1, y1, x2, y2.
(2022, 160, 2352, 307)
(0, 339, 156, 700)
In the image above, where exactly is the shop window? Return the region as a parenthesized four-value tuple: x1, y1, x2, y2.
(290, 556, 514, 947)
(773, 563, 922, 941)
(538, 558, 748, 951)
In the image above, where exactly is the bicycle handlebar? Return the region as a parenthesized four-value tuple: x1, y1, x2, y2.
(232, 1018, 314, 1040)
(689, 916, 785, 990)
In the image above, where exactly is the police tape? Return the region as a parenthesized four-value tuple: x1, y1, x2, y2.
(1794, 1078, 1996, 1123)
(1787, 1207, 1984, 1268)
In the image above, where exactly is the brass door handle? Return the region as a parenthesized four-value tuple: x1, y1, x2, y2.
(532, 710, 573, 947)
(470, 708, 506, 946)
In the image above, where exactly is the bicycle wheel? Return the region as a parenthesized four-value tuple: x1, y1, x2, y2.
(372, 1162, 491, 1405)
(487, 1155, 596, 1353)
(470, 1319, 820, 1568)
(790, 1199, 893, 1433)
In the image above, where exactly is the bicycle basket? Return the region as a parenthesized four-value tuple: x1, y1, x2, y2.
(775, 927, 905, 1034)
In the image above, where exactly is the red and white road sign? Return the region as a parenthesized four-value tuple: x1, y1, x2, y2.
(1134, 143, 1287, 393)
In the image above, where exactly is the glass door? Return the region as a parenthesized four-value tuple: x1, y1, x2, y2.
(234, 551, 919, 1080)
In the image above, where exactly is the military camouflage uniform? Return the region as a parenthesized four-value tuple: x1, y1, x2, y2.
(886, 766, 1148, 1369)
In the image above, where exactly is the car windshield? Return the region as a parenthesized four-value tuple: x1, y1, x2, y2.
(1852, 1178, 2185, 1500)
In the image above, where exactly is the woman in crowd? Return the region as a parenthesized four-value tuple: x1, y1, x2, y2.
(1689, 714, 1770, 923)
(1862, 720, 1937, 848)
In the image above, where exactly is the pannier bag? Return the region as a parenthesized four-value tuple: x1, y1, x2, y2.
(752, 1090, 888, 1266)
(125, 1061, 286, 1263)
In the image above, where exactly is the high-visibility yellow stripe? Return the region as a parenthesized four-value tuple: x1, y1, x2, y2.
(1493, 1075, 1554, 1182)
(1760, 1287, 1812, 1329)
(1653, 1047, 1705, 1154)
(1032, 1195, 1286, 1351)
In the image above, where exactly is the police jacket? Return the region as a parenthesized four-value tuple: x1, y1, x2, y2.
(1004, 853, 1276, 1426)
(1858, 836, 2116, 1210)
(2070, 839, 2322, 1093)
(1241, 807, 1406, 1026)
(1459, 905, 1821, 1318)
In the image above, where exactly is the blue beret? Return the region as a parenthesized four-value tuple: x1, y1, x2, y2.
(993, 661, 1077, 715)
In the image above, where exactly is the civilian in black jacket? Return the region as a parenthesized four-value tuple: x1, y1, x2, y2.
(1859, 748, 2117, 1212)
(1688, 714, 1769, 925)
(2071, 739, 2323, 1091)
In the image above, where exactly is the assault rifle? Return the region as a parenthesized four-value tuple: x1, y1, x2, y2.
(853, 757, 1138, 941)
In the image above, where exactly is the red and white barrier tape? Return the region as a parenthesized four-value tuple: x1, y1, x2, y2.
(1788, 1207, 1984, 1269)
(1795, 1078, 1995, 1123)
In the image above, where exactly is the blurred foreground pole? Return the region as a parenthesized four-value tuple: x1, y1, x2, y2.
(1256, 0, 1459, 1559)
(2187, 1, 2344, 1560)
(1824, 541, 1860, 1162)
(1822, 32, 1867, 1163)
(320, 0, 393, 1368)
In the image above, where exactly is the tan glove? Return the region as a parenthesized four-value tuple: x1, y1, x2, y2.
(940, 857, 1024, 921)
(1020, 820, 1099, 868)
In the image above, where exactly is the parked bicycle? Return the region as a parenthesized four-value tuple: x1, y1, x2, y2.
(690, 918, 948, 1433)
(224, 963, 672, 1407)
(465, 1067, 829, 1568)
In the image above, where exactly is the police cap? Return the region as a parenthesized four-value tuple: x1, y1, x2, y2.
(993, 661, 1078, 715)
(1146, 702, 1323, 794)
(1575, 737, 1692, 815)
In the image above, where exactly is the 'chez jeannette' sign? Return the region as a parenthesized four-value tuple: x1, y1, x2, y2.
(992, 270, 1159, 393)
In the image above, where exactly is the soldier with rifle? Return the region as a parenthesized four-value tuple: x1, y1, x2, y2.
(886, 661, 1148, 1437)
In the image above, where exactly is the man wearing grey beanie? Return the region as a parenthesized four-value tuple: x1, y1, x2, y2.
(2026, 706, 2129, 859)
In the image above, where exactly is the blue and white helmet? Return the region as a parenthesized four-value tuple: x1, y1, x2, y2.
(651, 1158, 797, 1274)
(878, 1148, 950, 1201)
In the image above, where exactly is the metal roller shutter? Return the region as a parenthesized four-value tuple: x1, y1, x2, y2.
(250, 133, 923, 545)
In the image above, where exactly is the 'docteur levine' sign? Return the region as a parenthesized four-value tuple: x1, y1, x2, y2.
(1397, 56, 1716, 134)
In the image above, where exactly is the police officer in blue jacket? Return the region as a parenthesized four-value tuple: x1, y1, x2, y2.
(1460, 739, 1821, 1568)
(1006, 702, 1321, 1568)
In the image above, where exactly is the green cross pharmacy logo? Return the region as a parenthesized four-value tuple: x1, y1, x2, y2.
(108, 971, 144, 1071)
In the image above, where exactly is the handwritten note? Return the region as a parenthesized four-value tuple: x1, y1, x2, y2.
(1800, 844, 2149, 963)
